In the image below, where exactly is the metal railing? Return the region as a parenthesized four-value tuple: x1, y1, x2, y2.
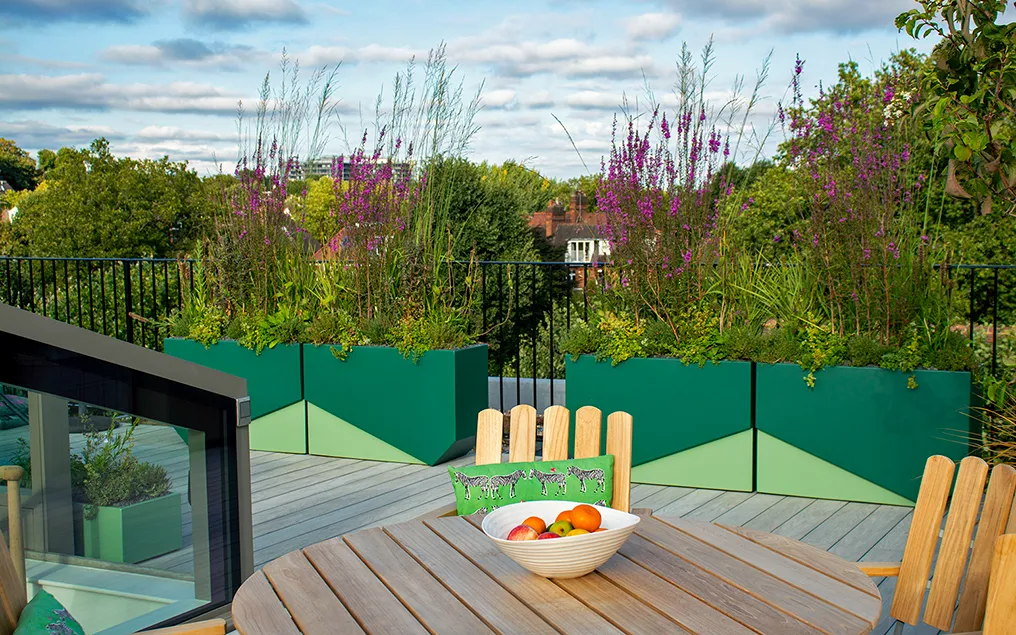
(1, 256, 1013, 410)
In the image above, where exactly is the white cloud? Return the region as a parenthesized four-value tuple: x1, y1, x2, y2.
(0, 120, 126, 148)
(662, 0, 912, 34)
(135, 125, 234, 142)
(626, 12, 682, 41)
(480, 89, 518, 109)
(102, 38, 262, 70)
(453, 38, 655, 78)
(0, 73, 242, 115)
(566, 90, 622, 110)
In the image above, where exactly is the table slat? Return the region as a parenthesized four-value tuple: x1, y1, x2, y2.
(597, 554, 757, 634)
(722, 524, 881, 597)
(657, 516, 881, 626)
(386, 520, 558, 635)
(304, 537, 429, 635)
(263, 550, 366, 635)
(637, 516, 870, 633)
(231, 571, 302, 635)
(621, 534, 823, 635)
(344, 527, 495, 635)
(555, 572, 693, 634)
(425, 517, 627, 635)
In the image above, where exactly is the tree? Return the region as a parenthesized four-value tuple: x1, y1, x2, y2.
(36, 149, 57, 176)
(12, 139, 207, 257)
(897, 0, 1016, 214)
(0, 139, 37, 191)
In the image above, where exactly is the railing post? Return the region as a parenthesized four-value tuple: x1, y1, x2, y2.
(122, 260, 134, 344)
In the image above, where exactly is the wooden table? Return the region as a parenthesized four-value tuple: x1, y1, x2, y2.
(233, 514, 883, 634)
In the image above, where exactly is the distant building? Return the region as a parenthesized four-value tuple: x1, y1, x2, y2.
(529, 191, 610, 264)
(301, 156, 413, 181)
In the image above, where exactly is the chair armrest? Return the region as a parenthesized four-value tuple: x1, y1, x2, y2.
(414, 501, 458, 521)
(139, 618, 226, 635)
(858, 562, 901, 577)
(949, 631, 983, 634)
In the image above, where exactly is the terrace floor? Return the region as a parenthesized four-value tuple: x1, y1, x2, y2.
(2, 424, 931, 634)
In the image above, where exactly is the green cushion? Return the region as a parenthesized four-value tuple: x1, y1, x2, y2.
(13, 589, 85, 635)
(448, 455, 614, 516)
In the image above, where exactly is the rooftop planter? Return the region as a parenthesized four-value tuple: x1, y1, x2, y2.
(565, 355, 752, 491)
(163, 339, 305, 454)
(756, 363, 974, 505)
(304, 344, 487, 465)
(76, 493, 183, 564)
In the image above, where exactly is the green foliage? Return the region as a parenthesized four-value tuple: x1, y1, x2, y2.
(897, 0, 1016, 213)
(797, 321, 847, 372)
(72, 423, 172, 518)
(11, 139, 206, 257)
(0, 138, 38, 191)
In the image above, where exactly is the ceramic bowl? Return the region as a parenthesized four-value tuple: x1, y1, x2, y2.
(480, 500, 640, 579)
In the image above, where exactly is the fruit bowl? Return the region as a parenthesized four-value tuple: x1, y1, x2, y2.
(480, 500, 640, 579)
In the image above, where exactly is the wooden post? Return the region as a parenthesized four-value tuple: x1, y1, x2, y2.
(27, 392, 74, 555)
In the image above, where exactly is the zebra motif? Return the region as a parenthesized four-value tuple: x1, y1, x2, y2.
(593, 500, 607, 507)
(567, 465, 606, 494)
(453, 471, 489, 500)
(468, 507, 488, 517)
(489, 469, 526, 499)
(529, 467, 567, 496)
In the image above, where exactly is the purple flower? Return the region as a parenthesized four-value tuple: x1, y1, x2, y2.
(683, 250, 692, 264)
(773, 235, 782, 243)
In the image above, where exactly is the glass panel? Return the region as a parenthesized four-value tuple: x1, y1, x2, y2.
(0, 382, 211, 635)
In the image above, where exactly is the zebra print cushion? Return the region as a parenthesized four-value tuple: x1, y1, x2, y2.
(448, 455, 613, 516)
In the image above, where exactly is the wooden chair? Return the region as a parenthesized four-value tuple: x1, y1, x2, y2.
(952, 533, 1016, 635)
(429, 404, 641, 516)
(0, 464, 225, 635)
(858, 456, 1016, 634)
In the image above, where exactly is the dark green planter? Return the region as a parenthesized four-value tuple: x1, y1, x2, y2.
(78, 493, 183, 564)
(303, 344, 488, 466)
(163, 339, 306, 454)
(565, 355, 753, 491)
(756, 363, 974, 505)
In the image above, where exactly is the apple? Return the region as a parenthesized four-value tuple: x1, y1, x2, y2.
(547, 520, 573, 537)
(537, 532, 561, 540)
(506, 525, 539, 541)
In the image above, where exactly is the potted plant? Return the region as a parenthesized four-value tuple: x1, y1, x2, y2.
(69, 423, 182, 564)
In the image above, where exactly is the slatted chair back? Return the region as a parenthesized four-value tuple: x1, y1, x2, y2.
(982, 534, 1016, 635)
(475, 405, 632, 512)
(889, 455, 1016, 632)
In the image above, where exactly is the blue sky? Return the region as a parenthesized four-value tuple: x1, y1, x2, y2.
(0, 0, 937, 179)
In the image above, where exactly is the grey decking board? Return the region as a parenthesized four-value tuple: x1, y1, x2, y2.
(682, 491, 755, 522)
(802, 502, 880, 551)
(774, 499, 849, 540)
(740, 496, 815, 532)
(633, 484, 694, 511)
(828, 505, 912, 563)
(711, 493, 785, 527)
(654, 487, 725, 517)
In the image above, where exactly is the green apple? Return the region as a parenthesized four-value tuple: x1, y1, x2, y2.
(548, 520, 573, 537)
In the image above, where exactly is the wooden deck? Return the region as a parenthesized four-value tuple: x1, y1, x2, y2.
(0, 423, 933, 634)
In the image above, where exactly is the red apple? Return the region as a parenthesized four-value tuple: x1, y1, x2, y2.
(537, 532, 561, 540)
(506, 525, 539, 541)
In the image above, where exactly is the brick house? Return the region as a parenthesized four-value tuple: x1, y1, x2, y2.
(528, 191, 610, 264)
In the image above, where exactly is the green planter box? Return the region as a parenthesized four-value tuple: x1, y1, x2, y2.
(756, 363, 974, 505)
(565, 356, 753, 491)
(78, 493, 183, 564)
(163, 339, 306, 454)
(303, 344, 488, 466)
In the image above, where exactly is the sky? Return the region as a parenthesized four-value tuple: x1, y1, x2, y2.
(0, 0, 940, 180)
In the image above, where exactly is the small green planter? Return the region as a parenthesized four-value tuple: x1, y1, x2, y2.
(303, 344, 488, 466)
(78, 493, 183, 564)
(163, 339, 306, 454)
(565, 355, 753, 491)
(756, 363, 974, 505)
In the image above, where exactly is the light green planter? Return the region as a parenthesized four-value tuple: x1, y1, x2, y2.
(303, 344, 488, 466)
(163, 339, 306, 454)
(79, 493, 183, 564)
(756, 363, 974, 505)
(565, 355, 753, 491)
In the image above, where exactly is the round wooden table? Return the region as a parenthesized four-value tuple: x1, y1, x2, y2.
(233, 514, 882, 634)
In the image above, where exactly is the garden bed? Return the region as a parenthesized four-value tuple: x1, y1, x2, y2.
(565, 355, 753, 491)
(755, 363, 974, 505)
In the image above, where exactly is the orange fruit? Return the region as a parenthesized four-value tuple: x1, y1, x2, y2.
(522, 516, 547, 534)
(571, 504, 602, 532)
(555, 510, 573, 524)
(594, 528, 608, 533)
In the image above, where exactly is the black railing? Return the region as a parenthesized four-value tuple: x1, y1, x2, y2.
(2, 257, 1014, 410)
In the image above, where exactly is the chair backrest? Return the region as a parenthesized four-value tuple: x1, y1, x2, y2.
(890, 455, 1016, 632)
(983, 533, 1016, 635)
(475, 405, 632, 512)
(0, 466, 26, 635)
